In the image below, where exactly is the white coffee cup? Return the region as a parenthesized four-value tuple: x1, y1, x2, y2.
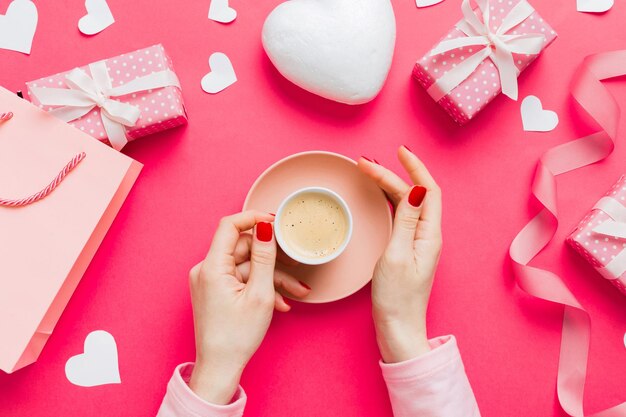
(274, 187, 353, 265)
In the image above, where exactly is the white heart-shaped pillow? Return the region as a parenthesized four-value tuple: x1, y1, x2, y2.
(262, 0, 396, 105)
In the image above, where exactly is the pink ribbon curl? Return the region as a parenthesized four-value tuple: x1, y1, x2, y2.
(509, 50, 626, 416)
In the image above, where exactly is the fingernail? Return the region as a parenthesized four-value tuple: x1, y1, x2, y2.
(283, 298, 290, 308)
(361, 156, 374, 163)
(256, 222, 273, 242)
(373, 159, 381, 165)
(403, 144, 413, 152)
(269, 213, 276, 216)
(408, 186, 427, 207)
(299, 280, 311, 290)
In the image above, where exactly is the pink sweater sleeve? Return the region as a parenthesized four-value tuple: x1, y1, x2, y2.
(158, 335, 479, 417)
(380, 335, 481, 417)
(156, 363, 246, 417)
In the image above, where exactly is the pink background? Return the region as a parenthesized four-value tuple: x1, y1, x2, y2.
(0, 0, 624, 416)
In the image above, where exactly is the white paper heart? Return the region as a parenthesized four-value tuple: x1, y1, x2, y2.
(78, 0, 115, 36)
(521, 95, 559, 132)
(416, 0, 444, 7)
(201, 52, 237, 94)
(262, 0, 396, 105)
(209, 0, 237, 23)
(0, 0, 38, 54)
(577, 0, 613, 13)
(65, 330, 121, 387)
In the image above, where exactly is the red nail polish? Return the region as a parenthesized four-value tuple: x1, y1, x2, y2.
(256, 222, 273, 242)
(361, 156, 373, 162)
(269, 213, 276, 216)
(408, 186, 427, 207)
(403, 144, 413, 152)
(299, 280, 311, 290)
(283, 298, 291, 308)
(373, 159, 381, 165)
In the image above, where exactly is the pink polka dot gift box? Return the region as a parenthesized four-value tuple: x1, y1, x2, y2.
(25, 44, 187, 151)
(412, 0, 556, 125)
(567, 176, 626, 296)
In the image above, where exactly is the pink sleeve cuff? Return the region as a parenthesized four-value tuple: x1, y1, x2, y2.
(380, 335, 458, 380)
(380, 335, 481, 417)
(156, 363, 246, 417)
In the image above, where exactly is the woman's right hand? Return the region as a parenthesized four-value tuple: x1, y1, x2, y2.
(358, 146, 443, 363)
(188, 211, 310, 405)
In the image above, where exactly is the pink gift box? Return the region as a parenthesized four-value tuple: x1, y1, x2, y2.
(413, 0, 557, 125)
(26, 44, 187, 150)
(566, 176, 626, 295)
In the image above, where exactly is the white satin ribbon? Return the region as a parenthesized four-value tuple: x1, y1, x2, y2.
(30, 60, 181, 150)
(427, 0, 545, 102)
(591, 196, 626, 281)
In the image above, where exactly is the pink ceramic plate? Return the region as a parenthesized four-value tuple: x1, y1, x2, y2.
(243, 151, 393, 303)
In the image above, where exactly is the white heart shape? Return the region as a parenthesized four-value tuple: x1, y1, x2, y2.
(78, 0, 115, 36)
(521, 95, 559, 132)
(416, 0, 444, 8)
(0, 0, 38, 54)
(65, 331, 121, 387)
(201, 52, 237, 94)
(209, 0, 237, 23)
(262, 0, 396, 105)
(577, 0, 613, 13)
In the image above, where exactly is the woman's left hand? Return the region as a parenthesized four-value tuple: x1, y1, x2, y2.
(188, 211, 310, 405)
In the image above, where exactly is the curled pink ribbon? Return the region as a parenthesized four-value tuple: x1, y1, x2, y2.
(509, 50, 626, 416)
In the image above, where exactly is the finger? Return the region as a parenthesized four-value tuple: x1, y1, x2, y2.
(233, 233, 253, 264)
(274, 292, 291, 312)
(207, 211, 274, 262)
(397, 146, 442, 230)
(276, 270, 311, 298)
(357, 157, 410, 206)
(246, 222, 277, 300)
(236, 262, 310, 298)
(388, 186, 427, 251)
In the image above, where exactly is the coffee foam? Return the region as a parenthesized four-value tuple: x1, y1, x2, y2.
(279, 192, 349, 259)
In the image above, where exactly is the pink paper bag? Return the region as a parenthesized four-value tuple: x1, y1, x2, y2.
(0, 87, 142, 373)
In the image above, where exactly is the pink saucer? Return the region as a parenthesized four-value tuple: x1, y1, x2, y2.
(243, 151, 393, 303)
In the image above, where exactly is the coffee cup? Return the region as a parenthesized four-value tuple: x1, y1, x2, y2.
(274, 187, 353, 265)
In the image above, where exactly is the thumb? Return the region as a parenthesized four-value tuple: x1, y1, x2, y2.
(389, 186, 427, 249)
(246, 222, 277, 301)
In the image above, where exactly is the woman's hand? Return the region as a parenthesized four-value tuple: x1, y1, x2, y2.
(358, 146, 443, 363)
(188, 211, 310, 404)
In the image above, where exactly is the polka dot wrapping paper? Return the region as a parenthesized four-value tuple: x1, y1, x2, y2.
(24, 44, 187, 148)
(567, 175, 626, 296)
(412, 0, 556, 125)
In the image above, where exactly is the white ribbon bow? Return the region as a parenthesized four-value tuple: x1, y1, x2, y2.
(590, 196, 626, 280)
(30, 60, 181, 150)
(427, 0, 545, 102)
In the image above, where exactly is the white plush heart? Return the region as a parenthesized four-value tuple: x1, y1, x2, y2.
(78, 0, 115, 36)
(0, 0, 38, 54)
(415, 0, 444, 8)
(577, 0, 613, 13)
(521, 95, 559, 132)
(65, 331, 121, 387)
(209, 0, 237, 23)
(201, 52, 237, 94)
(262, 0, 396, 105)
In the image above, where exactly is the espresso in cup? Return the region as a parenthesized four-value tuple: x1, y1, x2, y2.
(275, 187, 353, 265)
